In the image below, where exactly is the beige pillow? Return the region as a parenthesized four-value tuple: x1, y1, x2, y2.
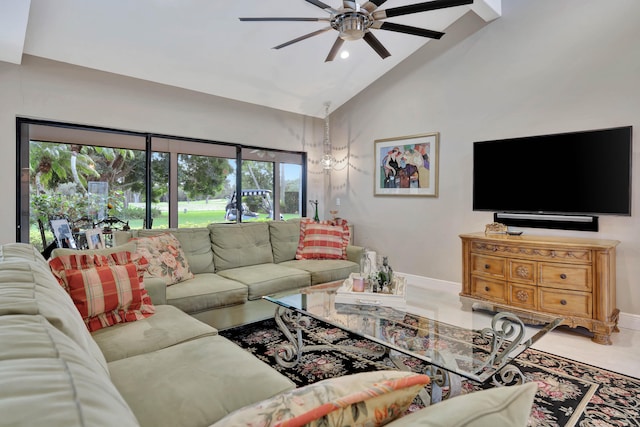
(388, 382, 538, 427)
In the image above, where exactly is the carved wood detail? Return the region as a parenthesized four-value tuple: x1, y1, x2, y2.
(461, 233, 620, 345)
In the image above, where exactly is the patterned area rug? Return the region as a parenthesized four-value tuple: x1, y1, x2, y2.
(220, 317, 640, 427)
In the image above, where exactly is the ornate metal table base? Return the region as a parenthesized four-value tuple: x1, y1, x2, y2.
(389, 350, 462, 405)
(272, 307, 385, 368)
(272, 307, 537, 404)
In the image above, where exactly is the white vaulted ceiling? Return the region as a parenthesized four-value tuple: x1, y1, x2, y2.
(1, 0, 500, 117)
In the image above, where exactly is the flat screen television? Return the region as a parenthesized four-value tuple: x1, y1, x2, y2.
(473, 126, 632, 226)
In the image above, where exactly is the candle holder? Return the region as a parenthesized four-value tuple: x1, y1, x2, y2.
(309, 200, 320, 222)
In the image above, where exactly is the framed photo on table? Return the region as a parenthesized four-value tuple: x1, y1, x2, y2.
(50, 218, 77, 249)
(85, 228, 105, 249)
(374, 132, 439, 197)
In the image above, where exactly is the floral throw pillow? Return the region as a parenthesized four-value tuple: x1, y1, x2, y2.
(211, 370, 430, 427)
(49, 251, 155, 332)
(295, 218, 351, 260)
(130, 232, 194, 286)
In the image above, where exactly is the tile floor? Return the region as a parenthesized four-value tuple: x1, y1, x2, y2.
(408, 284, 640, 379)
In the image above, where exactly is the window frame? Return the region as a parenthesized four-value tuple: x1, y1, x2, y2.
(16, 118, 307, 243)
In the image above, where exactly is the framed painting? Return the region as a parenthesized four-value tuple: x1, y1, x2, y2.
(50, 218, 77, 249)
(85, 228, 105, 249)
(374, 132, 439, 197)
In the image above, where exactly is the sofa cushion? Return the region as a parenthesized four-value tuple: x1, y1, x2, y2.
(216, 263, 310, 300)
(279, 259, 360, 285)
(130, 232, 195, 285)
(165, 273, 248, 313)
(386, 382, 538, 427)
(0, 358, 139, 427)
(0, 244, 109, 374)
(295, 219, 351, 260)
(49, 252, 155, 332)
(209, 222, 274, 270)
(269, 220, 301, 263)
(0, 314, 137, 426)
(108, 335, 295, 427)
(136, 228, 215, 274)
(212, 371, 430, 427)
(91, 304, 218, 362)
(0, 314, 109, 378)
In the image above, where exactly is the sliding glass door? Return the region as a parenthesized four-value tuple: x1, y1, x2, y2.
(17, 119, 306, 251)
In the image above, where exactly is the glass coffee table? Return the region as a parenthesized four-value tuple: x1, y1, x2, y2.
(264, 281, 562, 403)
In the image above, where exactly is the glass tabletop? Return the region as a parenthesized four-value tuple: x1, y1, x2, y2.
(264, 282, 563, 383)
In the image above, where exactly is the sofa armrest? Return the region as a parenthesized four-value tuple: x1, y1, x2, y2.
(143, 277, 167, 305)
(346, 245, 365, 264)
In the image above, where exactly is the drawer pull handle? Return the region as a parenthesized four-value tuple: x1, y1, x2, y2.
(484, 264, 490, 269)
(560, 299, 567, 305)
(560, 274, 567, 280)
(484, 286, 490, 292)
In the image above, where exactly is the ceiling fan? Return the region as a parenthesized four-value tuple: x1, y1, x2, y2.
(240, 0, 474, 62)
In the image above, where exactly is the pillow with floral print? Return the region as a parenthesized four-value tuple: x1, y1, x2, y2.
(130, 233, 194, 286)
(211, 370, 430, 427)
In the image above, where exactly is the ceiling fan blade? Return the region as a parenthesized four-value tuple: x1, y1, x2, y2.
(373, 21, 444, 39)
(239, 17, 329, 22)
(343, 1, 358, 10)
(325, 37, 345, 62)
(374, 0, 473, 19)
(273, 27, 333, 50)
(305, 0, 339, 14)
(363, 31, 391, 59)
(361, 1, 389, 13)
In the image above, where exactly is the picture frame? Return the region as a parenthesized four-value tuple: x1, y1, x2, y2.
(50, 218, 77, 249)
(85, 228, 105, 249)
(374, 132, 439, 197)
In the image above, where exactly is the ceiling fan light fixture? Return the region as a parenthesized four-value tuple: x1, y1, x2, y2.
(241, 0, 473, 60)
(333, 13, 369, 41)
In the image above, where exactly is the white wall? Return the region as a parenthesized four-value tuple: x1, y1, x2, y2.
(0, 55, 327, 242)
(330, 0, 640, 316)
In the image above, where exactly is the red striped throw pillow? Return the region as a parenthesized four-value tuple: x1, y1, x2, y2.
(49, 252, 155, 332)
(295, 219, 350, 260)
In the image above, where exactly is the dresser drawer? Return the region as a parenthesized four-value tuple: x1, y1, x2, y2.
(539, 289, 592, 318)
(471, 254, 506, 279)
(471, 276, 507, 303)
(509, 283, 537, 310)
(539, 263, 592, 291)
(508, 260, 536, 284)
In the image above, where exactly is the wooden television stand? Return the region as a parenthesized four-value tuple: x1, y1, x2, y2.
(460, 232, 620, 345)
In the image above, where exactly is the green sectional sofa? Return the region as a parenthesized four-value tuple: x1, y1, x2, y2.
(112, 220, 363, 329)
(0, 242, 295, 427)
(0, 236, 537, 426)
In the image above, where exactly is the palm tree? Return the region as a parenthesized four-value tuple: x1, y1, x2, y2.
(30, 141, 99, 193)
